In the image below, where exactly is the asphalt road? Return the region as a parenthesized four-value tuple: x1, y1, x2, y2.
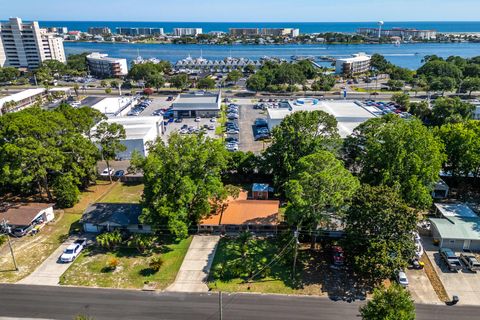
(0, 284, 479, 320)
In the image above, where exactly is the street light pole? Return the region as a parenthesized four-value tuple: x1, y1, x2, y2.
(1, 219, 18, 271)
(219, 291, 223, 320)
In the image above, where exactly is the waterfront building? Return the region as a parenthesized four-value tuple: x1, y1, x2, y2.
(46, 27, 68, 34)
(229, 28, 260, 36)
(88, 27, 112, 35)
(174, 55, 262, 72)
(86, 52, 128, 78)
(116, 27, 164, 36)
(0, 17, 66, 69)
(357, 27, 437, 40)
(173, 28, 203, 36)
(335, 53, 371, 76)
(261, 28, 300, 37)
(0, 88, 47, 114)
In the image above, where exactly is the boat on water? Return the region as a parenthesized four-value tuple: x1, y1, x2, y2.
(291, 55, 316, 61)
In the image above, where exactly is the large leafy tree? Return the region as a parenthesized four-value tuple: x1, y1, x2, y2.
(344, 185, 417, 283)
(264, 110, 341, 191)
(170, 73, 190, 90)
(431, 97, 475, 126)
(140, 133, 229, 238)
(360, 284, 416, 320)
(94, 122, 126, 183)
(285, 151, 359, 246)
(435, 121, 480, 179)
(344, 115, 445, 208)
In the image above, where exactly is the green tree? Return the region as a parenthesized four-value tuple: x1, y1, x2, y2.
(129, 61, 171, 81)
(344, 185, 417, 283)
(460, 77, 480, 96)
(345, 115, 445, 208)
(387, 79, 404, 91)
(417, 59, 463, 81)
(94, 122, 126, 183)
(244, 64, 256, 74)
(226, 70, 242, 83)
(127, 234, 155, 253)
(140, 133, 229, 238)
(431, 97, 475, 126)
(53, 173, 80, 208)
(110, 80, 119, 89)
(429, 76, 457, 95)
(264, 110, 341, 191)
(147, 73, 165, 92)
(285, 151, 359, 247)
(360, 284, 415, 320)
(170, 73, 189, 90)
(246, 74, 267, 92)
(408, 101, 431, 121)
(311, 74, 336, 93)
(197, 77, 216, 89)
(105, 88, 112, 94)
(391, 93, 410, 110)
(100, 80, 107, 88)
(66, 52, 90, 72)
(0, 67, 21, 82)
(435, 121, 480, 179)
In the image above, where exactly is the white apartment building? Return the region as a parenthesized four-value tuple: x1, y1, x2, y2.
(335, 53, 371, 76)
(86, 52, 128, 78)
(0, 17, 66, 69)
(173, 28, 203, 36)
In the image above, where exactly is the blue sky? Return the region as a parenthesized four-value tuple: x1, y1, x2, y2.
(1, 0, 479, 22)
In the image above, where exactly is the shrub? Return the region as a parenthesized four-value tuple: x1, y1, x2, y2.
(149, 256, 164, 272)
(96, 230, 122, 250)
(0, 235, 7, 246)
(107, 257, 119, 270)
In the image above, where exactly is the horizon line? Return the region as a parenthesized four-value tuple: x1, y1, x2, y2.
(21, 19, 480, 23)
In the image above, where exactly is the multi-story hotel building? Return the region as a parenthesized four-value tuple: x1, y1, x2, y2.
(86, 52, 128, 78)
(173, 28, 203, 36)
(0, 17, 66, 69)
(335, 53, 371, 76)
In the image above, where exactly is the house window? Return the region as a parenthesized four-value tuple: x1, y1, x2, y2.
(138, 224, 143, 230)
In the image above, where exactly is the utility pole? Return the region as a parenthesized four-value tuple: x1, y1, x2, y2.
(219, 291, 223, 320)
(292, 229, 299, 281)
(1, 219, 18, 271)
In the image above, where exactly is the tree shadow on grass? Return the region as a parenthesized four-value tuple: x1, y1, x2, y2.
(139, 268, 158, 277)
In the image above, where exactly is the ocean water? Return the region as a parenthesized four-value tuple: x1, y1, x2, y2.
(64, 42, 480, 70)
(40, 21, 480, 34)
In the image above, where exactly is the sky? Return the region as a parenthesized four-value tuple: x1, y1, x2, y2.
(1, 0, 480, 22)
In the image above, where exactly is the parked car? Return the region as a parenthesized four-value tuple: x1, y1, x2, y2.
(226, 128, 239, 134)
(397, 270, 409, 287)
(225, 143, 239, 152)
(100, 168, 115, 176)
(166, 96, 175, 101)
(255, 118, 268, 127)
(210, 118, 217, 122)
(227, 114, 239, 120)
(60, 243, 83, 263)
(208, 124, 215, 130)
(174, 118, 183, 123)
(332, 246, 345, 266)
(225, 137, 239, 143)
(460, 254, 480, 272)
(195, 117, 201, 122)
(439, 248, 463, 271)
(11, 225, 34, 237)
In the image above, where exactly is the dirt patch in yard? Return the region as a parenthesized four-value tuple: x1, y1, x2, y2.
(421, 254, 449, 302)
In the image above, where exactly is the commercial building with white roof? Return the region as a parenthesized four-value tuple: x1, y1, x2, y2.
(91, 116, 164, 160)
(0, 88, 46, 114)
(171, 91, 221, 118)
(266, 99, 377, 138)
(91, 97, 137, 117)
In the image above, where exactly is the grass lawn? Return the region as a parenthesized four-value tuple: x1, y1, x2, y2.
(215, 104, 227, 136)
(99, 182, 144, 204)
(0, 181, 116, 283)
(60, 237, 192, 289)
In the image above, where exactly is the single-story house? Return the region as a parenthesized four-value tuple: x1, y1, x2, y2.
(81, 203, 151, 234)
(430, 203, 480, 251)
(252, 183, 271, 200)
(0, 203, 55, 236)
(198, 191, 280, 235)
(171, 91, 221, 118)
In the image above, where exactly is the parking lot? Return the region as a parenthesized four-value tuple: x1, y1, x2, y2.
(138, 96, 175, 116)
(160, 117, 219, 142)
(424, 239, 480, 305)
(234, 98, 270, 153)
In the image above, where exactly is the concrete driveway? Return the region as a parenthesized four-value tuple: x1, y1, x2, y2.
(406, 267, 441, 304)
(166, 235, 219, 292)
(17, 235, 94, 286)
(424, 241, 480, 305)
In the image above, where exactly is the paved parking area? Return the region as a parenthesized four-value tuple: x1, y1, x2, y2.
(234, 99, 269, 153)
(406, 266, 441, 304)
(424, 240, 480, 305)
(161, 117, 219, 142)
(139, 96, 173, 116)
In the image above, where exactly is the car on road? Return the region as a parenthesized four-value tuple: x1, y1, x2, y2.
(397, 270, 409, 287)
(166, 96, 175, 101)
(460, 254, 480, 272)
(100, 168, 115, 177)
(60, 241, 85, 263)
(439, 248, 463, 271)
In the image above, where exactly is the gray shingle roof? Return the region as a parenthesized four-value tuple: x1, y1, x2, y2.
(81, 203, 142, 226)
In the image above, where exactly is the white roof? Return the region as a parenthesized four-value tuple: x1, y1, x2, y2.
(337, 53, 371, 63)
(435, 203, 477, 218)
(267, 100, 376, 138)
(92, 116, 163, 140)
(91, 97, 134, 115)
(49, 87, 72, 92)
(0, 88, 46, 107)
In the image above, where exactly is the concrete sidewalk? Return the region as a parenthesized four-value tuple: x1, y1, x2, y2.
(166, 235, 220, 292)
(17, 236, 93, 286)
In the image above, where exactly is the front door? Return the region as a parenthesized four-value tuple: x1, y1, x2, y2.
(463, 240, 471, 251)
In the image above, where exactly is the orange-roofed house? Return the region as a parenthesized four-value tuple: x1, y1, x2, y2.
(198, 191, 280, 235)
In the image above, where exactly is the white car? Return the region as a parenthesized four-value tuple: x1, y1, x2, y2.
(210, 118, 217, 122)
(226, 143, 239, 151)
(195, 117, 201, 122)
(397, 270, 409, 287)
(208, 124, 215, 130)
(415, 242, 424, 258)
(60, 243, 82, 263)
(100, 168, 115, 176)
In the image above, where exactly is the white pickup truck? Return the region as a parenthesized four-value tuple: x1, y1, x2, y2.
(60, 238, 87, 263)
(460, 253, 480, 272)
